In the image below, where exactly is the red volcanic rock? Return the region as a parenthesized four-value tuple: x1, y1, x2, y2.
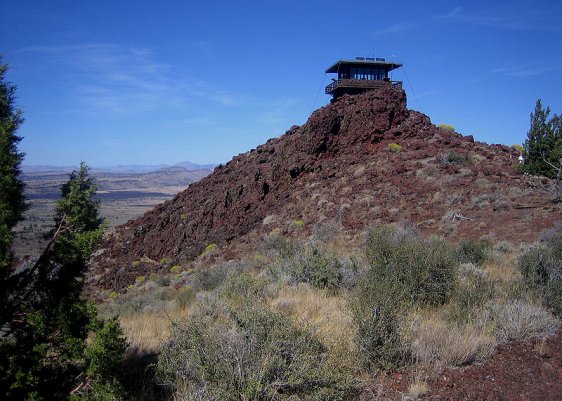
(88, 87, 560, 293)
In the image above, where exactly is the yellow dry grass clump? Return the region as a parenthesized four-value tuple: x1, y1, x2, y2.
(484, 249, 520, 287)
(269, 283, 356, 368)
(119, 307, 190, 352)
(405, 311, 496, 367)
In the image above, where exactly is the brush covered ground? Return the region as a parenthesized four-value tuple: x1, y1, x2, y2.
(100, 223, 561, 400)
(88, 87, 561, 399)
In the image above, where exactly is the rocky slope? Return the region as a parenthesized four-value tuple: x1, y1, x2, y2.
(88, 86, 560, 293)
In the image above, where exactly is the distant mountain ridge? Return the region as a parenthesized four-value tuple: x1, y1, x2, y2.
(22, 160, 217, 174)
(22, 163, 215, 199)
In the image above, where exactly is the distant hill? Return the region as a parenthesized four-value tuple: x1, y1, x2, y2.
(22, 165, 214, 199)
(22, 160, 217, 175)
(174, 161, 217, 171)
(88, 86, 561, 293)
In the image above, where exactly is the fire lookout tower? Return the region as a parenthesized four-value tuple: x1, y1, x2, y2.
(325, 57, 402, 99)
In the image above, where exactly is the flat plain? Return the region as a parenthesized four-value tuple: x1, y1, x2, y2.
(13, 166, 211, 258)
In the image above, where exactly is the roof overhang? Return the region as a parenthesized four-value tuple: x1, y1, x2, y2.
(326, 59, 402, 73)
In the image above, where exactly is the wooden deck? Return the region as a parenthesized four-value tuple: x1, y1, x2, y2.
(325, 79, 402, 97)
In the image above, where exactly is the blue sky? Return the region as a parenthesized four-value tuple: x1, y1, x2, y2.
(1, 0, 561, 166)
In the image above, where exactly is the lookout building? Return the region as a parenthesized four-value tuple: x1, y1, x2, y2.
(325, 57, 402, 99)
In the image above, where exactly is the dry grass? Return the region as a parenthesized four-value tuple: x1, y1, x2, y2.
(401, 245, 559, 370)
(119, 306, 190, 353)
(405, 312, 496, 367)
(485, 299, 559, 343)
(483, 248, 520, 287)
(533, 337, 550, 358)
(269, 283, 356, 368)
(407, 377, 429, 399)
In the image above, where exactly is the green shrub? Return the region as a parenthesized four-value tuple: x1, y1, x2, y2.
(192, 265, 230, 292)
(220, 271, 268, 300)
(135, 275, 145, 285)
(259, 235, 301, 259)
(350, 290, 405, 371)
(169, 265, 182, 274)
(84, 318, 127, 382)
(365, 225, 458, 307)
(441, 152, 472, 166)
(292, 219, 305, 230)
(352, 224, 458, 371)
(438, 123, 456, 131)
(388, 143, 402, 153)
(174, 285, 196, 309)
(512, 144, 524, 153)
(446, 263, 496, 323)
(280, 242, 344, 292)
(157, 301, 355, 400)
(159, 258, 170, 265)
(519, 227, 562, 314)
(72, 314, 127, 400)
(457, 238, 492, 266)
(204, 243, 218, 253)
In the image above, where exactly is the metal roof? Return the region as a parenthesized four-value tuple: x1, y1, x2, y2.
(326, 59, 402, 73)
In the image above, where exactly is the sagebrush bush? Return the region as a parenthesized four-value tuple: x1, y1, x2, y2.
(174, 285, 196, 309)
(280, 242, 344, 292)
(352, 225, 458, 371)
(365, 224, 458, 307)
(441, 152, 472, 166)
(220, 271, 269, 300)
(482, 299, 559, 342)
(259, 235, 301, 259)
(519, 226, 562, 314)
(157, 300, 355, 400)
(311, 219, 343, 242)
(457, 238, 492, 266)
(191, 264, 230, 292)
(446, 263, 496, 323)
(350, 292, 405, 371)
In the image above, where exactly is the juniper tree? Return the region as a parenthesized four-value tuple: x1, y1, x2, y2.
(0, 59, 26, 327)
(0, 59, 126, 400)
(522, 99, 562, 179)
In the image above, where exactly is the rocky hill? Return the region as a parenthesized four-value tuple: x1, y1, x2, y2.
(88, 86, 560, 293)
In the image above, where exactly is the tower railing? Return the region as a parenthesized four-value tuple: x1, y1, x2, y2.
(325, 79, 402, 94)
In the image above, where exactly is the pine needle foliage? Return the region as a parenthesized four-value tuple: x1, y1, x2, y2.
(0, 58, 126, 400)
(522, 99, 562, 179)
